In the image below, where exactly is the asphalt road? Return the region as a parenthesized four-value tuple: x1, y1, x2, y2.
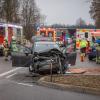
(72, 52, 100, 68)
(0, 57, 13, 74)
(0, 79, 100, 100)
(0, 56, 100, 100)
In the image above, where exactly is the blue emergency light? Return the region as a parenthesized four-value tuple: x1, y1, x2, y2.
(96, 39, 100, 44)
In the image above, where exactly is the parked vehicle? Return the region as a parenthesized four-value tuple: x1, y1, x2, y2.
(0, 23, 23, 55)
(88, 46, 96, 61)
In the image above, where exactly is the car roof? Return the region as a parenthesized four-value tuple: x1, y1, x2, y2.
(32, 36, 53, 42)
(35, 41, 56, 44)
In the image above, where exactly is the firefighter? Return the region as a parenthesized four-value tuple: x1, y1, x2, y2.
(3, 38, 9, 61)
(80, 38, 87, 62)
(10, 36, 18, 60)
(96, 39, 100, 64)
(92, 36, 96, 43)
(86, 38, 90, 53)
(76, 39, 80, 49)
(10, 36, 18, 52)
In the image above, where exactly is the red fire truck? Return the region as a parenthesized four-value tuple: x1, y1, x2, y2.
(0, 23, 23, 55)
(36, 28, 56, 42)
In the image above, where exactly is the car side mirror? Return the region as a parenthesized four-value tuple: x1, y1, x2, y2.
(24, 47, 32, 56)
(24, 49, 30, 56)
(25, 52, 29, 56)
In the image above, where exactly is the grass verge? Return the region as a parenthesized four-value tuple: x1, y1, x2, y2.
(44, 75, 100, 90)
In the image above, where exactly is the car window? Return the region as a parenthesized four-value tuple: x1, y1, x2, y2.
(16, 44, 31, 53)
(34, 42, 60, 52)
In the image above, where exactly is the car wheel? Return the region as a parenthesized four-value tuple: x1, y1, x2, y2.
(88, 56, 92, 61)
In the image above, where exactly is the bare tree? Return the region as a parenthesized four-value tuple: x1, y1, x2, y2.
(0, 0, 19, 23)
(0, 0, 4, 21)
(90, 0, 100, 28)
(0, 0, 45, 40)
(76, 18, 86, 26)
(21, 0, 41, 40)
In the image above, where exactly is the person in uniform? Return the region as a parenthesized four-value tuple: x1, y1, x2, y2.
(10, 36, 18, 52)
(10, 36, 18, 60)
(95, 38, 100, 64)
(3, 38, 9, 61)
(80, 38, 87, 61)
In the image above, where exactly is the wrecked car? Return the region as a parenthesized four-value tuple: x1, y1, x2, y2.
(12, 37, 76, 74)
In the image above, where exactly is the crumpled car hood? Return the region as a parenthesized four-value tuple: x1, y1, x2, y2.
(34, 48, 64, 57)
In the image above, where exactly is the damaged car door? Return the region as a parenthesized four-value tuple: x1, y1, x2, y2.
(12, 44, 32, 67)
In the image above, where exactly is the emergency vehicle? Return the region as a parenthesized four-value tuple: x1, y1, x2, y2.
(0, 23, 23, 55)
(56, 28, 76, 48)
(76, 29, 100, 49)
(36, 28, 56, 42)
(76, 29, 100, 41)
(91, 31, 100, 38)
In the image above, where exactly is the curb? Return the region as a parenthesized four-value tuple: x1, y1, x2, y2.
(38, 77, 100, 95)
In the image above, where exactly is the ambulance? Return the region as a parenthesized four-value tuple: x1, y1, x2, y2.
(76, 29, 100, 41)
(76, 29, 100, 49)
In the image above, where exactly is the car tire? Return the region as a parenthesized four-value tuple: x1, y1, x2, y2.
(88, 56, 92, 61)
(0, 50, 4, 56)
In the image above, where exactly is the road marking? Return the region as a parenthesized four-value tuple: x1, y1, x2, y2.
(17, 82, 33, 87)
(6, 73, 17, 79)
(0, 67, 22, 77)
(9, 80, 34, 87)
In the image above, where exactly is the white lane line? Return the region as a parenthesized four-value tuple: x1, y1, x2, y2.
(6, 73, 17, 79)
(17, 82, 33, 87)
(0, 67, 22, 77)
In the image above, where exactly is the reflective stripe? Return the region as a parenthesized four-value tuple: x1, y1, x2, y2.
(10, 40, 18, 52)
(80, 41, 86, 48)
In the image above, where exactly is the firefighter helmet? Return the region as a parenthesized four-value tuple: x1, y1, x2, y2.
(12, 36, 16, 40)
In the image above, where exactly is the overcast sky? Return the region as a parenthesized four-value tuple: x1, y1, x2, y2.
(36, 0, 93, 25)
